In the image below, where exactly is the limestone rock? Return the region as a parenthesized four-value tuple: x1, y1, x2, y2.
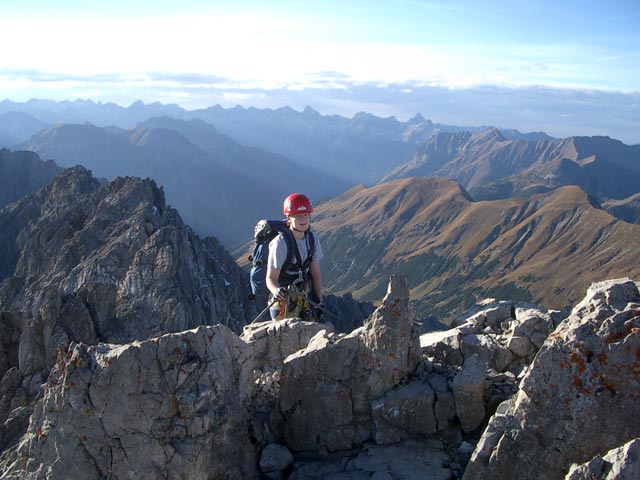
(242, 318, 334, 367)
(11, 326, 259, 480)
(453, 354, 486, 434)
(565, 438, 640, 480)
(371, 381, 437, 444)
(290, 440, 451, 480)
(279, 274, 421, 452)
(259, 443, 294, 474)
(0, 166, 254, 371)
(0, 166, 256, 451)
(423, 300, 560, 374)
(463, 278, 640, 480)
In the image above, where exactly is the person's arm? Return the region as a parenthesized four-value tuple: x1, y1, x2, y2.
(266, 267, 283, 299)
(309, 260, 322, 302)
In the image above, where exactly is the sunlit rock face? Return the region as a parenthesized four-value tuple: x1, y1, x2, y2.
(464, 278, 640, 480)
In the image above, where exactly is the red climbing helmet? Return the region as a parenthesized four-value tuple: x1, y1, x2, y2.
(283, 193, 313, 215)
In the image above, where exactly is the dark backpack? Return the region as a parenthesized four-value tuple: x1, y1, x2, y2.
(249, 219, 315, 298)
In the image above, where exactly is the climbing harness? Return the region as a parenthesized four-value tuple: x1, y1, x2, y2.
(277, 273, 315, 320)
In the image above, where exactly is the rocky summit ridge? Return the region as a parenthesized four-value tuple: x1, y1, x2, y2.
(2, 269, 640, 478)
(0, 166, 257, 459)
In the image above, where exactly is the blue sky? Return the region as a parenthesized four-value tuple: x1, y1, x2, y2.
(1, 0, 639, 143)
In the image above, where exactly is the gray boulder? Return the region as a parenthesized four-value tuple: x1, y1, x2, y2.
(453, 354, 485, 434)
(13, 326, 259, 480)
(259, 443, 294, 474)
(371, 381, 437, 444)
(279, 274, 421, 452)
(422, 300, 561, 377)
(565, 438, 640, 480)
(464, 278, 640, 480)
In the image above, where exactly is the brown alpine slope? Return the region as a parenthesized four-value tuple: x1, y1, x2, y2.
(313, 176, 640, 322)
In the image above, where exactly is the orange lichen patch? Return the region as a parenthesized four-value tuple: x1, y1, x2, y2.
(81, 435, 88, 441)
(546, 332, 562, 341)
(571, 376, 594, 395)
(558, 353, 575, 370)
(388, 352, 397, 359)
(570, 352, 586, 374)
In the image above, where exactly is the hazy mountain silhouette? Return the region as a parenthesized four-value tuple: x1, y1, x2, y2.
(2, 99, 569, 189)
(20, 123, 284, 246)
(139, 116, 352, 199)
(0, 98, 182, 130)
(0, 111, 50, 147)
(312, 177, 640, 322)
(179, 105, 436, 185)
(0, 148, 61, 208)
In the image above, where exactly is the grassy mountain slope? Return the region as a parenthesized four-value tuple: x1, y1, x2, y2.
(313, 177, 640, 323)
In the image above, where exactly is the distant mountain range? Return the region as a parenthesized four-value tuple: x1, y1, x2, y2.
(2, 98, 639, 322)
(312, 177, 640, 322)
(19, 119, 350, 246)
(382, 128, 640, 221)
(0, 99, 557, 186)
(19, 123, 280, 245)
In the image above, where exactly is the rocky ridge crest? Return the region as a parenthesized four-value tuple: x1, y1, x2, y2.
(0, 166, 256, 455)
(3, 273, 638, 479)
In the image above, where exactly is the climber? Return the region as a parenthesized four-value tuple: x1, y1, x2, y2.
(266, 193, 324, 320)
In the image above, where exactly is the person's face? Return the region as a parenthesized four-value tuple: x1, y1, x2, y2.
(289, 213, 311, 231)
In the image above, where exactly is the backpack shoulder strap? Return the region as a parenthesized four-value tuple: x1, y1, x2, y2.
(305, 230, 315, 264)
(278, 226, 300, 267)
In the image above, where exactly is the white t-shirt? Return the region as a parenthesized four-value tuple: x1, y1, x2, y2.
(267, 230, 323, 270)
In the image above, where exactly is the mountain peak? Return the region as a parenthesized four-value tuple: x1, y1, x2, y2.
(302, 106, 320, 117)
(408, 113, 427, 124)
(472, 127, 506, 142)
(127, 100, 146, 110)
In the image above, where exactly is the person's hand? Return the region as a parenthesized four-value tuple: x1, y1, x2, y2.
(274, 287, 286, 302)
